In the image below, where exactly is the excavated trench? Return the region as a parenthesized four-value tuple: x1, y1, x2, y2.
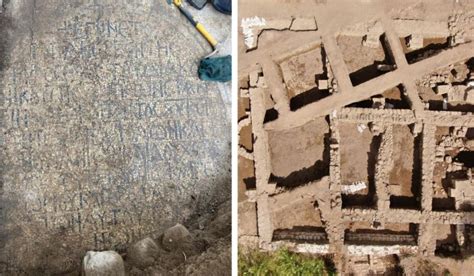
(342, 134, 380, 209)
(348, 34, 396, 86)
(454, 151, 474, 168)
(405, 37, 451, 64)
(269, 117, 330, 190)
(272, 226, 329, 244)
(289, 46, 331, 111)
(390, 134, 422, 210)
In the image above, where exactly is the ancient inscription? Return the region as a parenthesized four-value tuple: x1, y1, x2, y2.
(1, 0, 229, 271)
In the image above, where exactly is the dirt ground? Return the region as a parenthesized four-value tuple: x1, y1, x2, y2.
(238, 156, 255, 202)
(268, 117, 329, 180)
(389, 125, 415, 197)
(127, 200, 231, 276)
(270, 198, 324, 230)
(400, 255, 474, 276)
(337, 35, 388, 85)
(280, 47, 324, 98)
(339, 122, 373, 187)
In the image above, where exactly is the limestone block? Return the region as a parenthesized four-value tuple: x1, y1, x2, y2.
(294, 244, 329, 254)
(241, 16, 266, 49)
(447, 85, 467, 102)
(257, 76, 266, 88)
(466, 89, 474, 104)
(341, 181, 367, 194)
(318, 79, 329, 90)
(363, 34, 380, 48)
(436, 84, 451, 95)
(407, 34, 424, 50)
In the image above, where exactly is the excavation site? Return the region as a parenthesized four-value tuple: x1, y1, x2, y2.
(238, 0, 474, 274)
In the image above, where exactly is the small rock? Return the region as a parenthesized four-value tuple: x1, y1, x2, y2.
(318, 79, 328, 90)
(436, 84, 451, 95)
(406, 34, 423, 50)
(198, 222, 205, 230)
(444, 155, 452, 163)
(83, 251, 125, 276)
(162, 223, 191, 251)
(127, 237, 159, 269)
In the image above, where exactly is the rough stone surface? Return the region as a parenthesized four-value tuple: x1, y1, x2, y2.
(126, 237, 160, 269)
(125, 199, 231, 275)
(83, 251, 125, 276)
(162, 223, 191, 251)
(207, 199, 231, 238)
(0, 0, 230, 273)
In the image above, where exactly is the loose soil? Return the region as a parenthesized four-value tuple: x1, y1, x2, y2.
(268, 117, 329, 180)
(339, 122, 373, 187)
(389, 125, 415, 197)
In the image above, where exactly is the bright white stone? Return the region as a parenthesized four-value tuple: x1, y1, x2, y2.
(341, 181, 367, 194)
(83, 251, 125, 276)
(241, 17, 266, 49)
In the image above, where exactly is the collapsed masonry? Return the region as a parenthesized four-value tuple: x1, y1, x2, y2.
(238, 12, 474, 274)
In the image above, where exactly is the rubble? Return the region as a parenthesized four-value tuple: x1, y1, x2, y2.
(341, 181, 367, 194)
(294, 244, 330, 254)
(347, 245, 418, 256)
(120, 201, 231, 275)
(449, 170, 474, 210)
(318, 79, 329, 90)
(406, 34, 424, 50)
